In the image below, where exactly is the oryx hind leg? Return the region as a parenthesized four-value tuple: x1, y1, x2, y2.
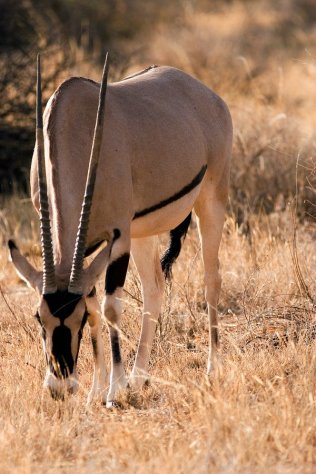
(129, 236, 165, 389)
(86, 288, 107, 404)
(103, 233, 130, 406)
(194, 181, 227, 374)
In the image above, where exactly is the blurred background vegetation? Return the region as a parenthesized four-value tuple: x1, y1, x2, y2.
(0, 0, 315, 221)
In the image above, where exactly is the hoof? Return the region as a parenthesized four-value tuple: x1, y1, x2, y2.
(105, 399, 123, 409)
(87, 388, 107, 405)
(128, 371, 149, 391)
(207, 354, 223, 374)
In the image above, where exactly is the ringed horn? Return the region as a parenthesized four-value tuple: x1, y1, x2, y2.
(68, 53, 110, 295)
(37, 54, 57, 294)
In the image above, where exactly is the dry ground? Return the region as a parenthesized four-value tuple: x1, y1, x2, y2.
(1, 1, 316, 472)
(0, 203, 315, 473)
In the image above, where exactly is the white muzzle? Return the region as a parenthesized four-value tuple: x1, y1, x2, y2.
(44, 370, 79, 400)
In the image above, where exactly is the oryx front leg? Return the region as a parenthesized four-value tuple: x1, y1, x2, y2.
(103, 236, 130, 406)
(195, 195, 226, 374)
(129, 236, 164, 389)
(86, 289, 107, 404)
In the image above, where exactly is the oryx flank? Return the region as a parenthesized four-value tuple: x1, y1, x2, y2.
(9, 54, 232, 406)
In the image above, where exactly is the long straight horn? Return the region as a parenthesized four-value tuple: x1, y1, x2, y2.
(68, 53, 110, 295)
(37, 54, 57, 294)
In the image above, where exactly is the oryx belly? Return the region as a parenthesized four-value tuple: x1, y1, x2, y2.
(41, 66, 229, 271)
(131, 184, 201, 238)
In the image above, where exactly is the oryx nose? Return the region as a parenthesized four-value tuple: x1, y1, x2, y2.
(67, 381, 78, 395)
(49, 386, 65, 401)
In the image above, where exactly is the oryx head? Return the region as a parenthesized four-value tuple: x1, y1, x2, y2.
(9, 54, 110, 399)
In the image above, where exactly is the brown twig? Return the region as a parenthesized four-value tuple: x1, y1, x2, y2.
(0, 285, 36, 341)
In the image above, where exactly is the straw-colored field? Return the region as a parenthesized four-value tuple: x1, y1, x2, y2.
(0, 203, 315, 473)
(1, 1, 316, 473)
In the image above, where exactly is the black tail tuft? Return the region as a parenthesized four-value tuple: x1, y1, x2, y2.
(161, 213, 192, 279)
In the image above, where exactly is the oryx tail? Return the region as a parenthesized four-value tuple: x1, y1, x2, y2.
(161, 212, 192, 279)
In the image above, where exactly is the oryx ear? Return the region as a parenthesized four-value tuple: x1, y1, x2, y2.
(82, 244, 111, 296)
(8, 240, 42, 291)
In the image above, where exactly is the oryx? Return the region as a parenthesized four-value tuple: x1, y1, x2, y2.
(9, 54, 232, 406)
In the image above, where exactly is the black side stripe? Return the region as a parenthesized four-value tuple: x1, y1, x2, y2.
(133, 164, 207, 219)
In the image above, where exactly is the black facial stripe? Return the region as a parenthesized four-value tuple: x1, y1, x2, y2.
(48, 309, 88, 376)
(51, 325, 74, 378)
(133, 165, 207, 219)
(34, 311, 47, 341)
(111, 332, 121, 364)
(44, 291, 82, 320)
(105, 253, 130, 295)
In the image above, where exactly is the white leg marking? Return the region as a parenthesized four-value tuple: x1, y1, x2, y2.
(104, 236, 130, 406)
(104, 291, 128, 406)
(129, 236, 165, 389)
(86, 293, 107, 404)
(195, 195, 226, 374)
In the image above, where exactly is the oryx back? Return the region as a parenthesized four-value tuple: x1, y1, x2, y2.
(12, 59, 232, 405)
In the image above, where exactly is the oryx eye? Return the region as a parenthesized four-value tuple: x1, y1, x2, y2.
(34, 312, 47, 340)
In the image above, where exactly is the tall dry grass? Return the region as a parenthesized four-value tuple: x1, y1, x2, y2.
(1, 1, 316, 473)
(0, 208, 315, 473)
(132, 1, 316, 219)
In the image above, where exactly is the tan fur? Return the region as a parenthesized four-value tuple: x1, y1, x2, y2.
(15, 65, 232, 403)
(31, 66, 232, 279)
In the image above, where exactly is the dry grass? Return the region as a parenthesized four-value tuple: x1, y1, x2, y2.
(1, 1, 316, 472)
(0, 202, 315, 473)
(129, 0, 316, 218)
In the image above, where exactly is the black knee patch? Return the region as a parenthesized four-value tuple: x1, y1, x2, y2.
(105, 253, 130, 294)
(212, 326, 219, 347)
(111, 333, 121, 364)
